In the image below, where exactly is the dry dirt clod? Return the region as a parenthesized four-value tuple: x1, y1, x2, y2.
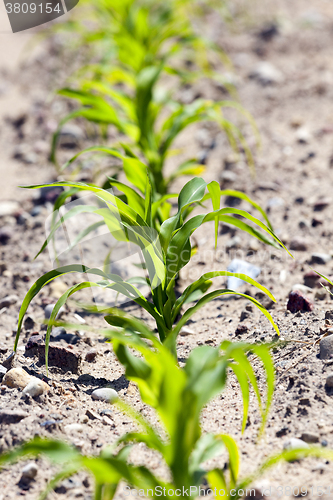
(325, 373, 333, 387)
(85, 349, 98, 362)
(287, 290, 313, 313)
(0, 410, 29, 424)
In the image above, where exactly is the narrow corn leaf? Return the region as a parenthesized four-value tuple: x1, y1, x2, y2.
(229, 363, 249, 433)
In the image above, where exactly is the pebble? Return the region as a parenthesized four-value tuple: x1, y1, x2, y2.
(283, 437, 309, 451)
(250, 61, 284, 85)
(310, 253, 332, 265)
(51, 327, 80, 345)
(287, 291, 313, 313)
(44, 304, 65, 320)
(300, 432, 319, 443)
(303, 271, 320, 288)
(227, 259, 261, 290)
(86, 409, 101, 421)
(3, 367, 49, 392)
(0, 201, 20, 217)
(0, 226, 13, 244)
(0, 410, 29, 424)
(21, 463, 38, 480)
(23, 379, 46, 398)
(290, 238, 308, 251)
(325, 310, 333, 320)
(64, 423, 84, 433)
(3, 367, 32, 389)
(325, 373, 333, 387)
(179, 326, 195, 336)
(320, 335, 333, 360)
(0, 294, 18, 309)
(296, 127, 311, 144)
(315, 288, 327, 300)
(226, 236, 241, 250)
(235, 324, 249, 335)
(80, 414, 89, 424)
(313, 198, 330, 211)
(85, 349, 98, 362)
(91, 388, 118, 403)
(291, 284, 313, 295)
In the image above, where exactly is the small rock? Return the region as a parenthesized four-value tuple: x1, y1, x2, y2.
(64, 424, 84, 433)
(315, 288, 328, 301)
(85, 349, 98, 362)
(80, 414, 89, 424)
(23, 379, 46, 398)
(3, 367, 31, 389)
(23, 315, 35, 330)
(59, 123, 85, 148)
(0, 410, 29, 424)
(91, 388, 118, 403)
(220, 170, 237, 185)
(292, 284, 313, 294)
(290, 238, 308, 251)
(313, 198, 330, 211)
(44, 304, 65, 320)
(325, 310, 333, 320)
(283, 437, 309, 451)
(21, 463, 38, 480)
(240, 309, 250, 321)
(300, 432, 319, 444)
(0, 365, 7, 380)
(235, 324, 249, 335)
(250, 61, 284, 85)
(37, 186, 63, 204)
(320, 335, 333, 360)
(325, 373, 333, 387)
(287, 291, 313, 313)
(296, 127, 311, 144)
(0, 226, 13, 244)
(180, 326, 195, 336)
(303, 271, 320, 288)
(0, 201, 20, 217)
(50, 327, 80, 345)
(85, 409, 101, 421)
(0, 294, 18, 309)
(227, 259, 261, 290)
(310, 253, 332, 265)
(226, 236, 241, 250)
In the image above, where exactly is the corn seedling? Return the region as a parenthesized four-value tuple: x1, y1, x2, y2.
(2, 331, 332, 499)
(15, 175, 290, 363)
(52, 62, 257, 194)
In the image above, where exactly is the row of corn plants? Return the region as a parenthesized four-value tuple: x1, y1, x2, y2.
(2, 0, 331, 497)
(51, 0, 258, 193)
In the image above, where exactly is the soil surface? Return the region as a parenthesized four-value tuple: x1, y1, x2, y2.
(2, 1, 333, 499)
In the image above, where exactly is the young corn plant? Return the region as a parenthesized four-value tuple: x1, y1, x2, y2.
(15, 175, 290, 363)
(2, 329, 332, 499)
(52, 60, 257, 194)
(52, 0, 230, 82)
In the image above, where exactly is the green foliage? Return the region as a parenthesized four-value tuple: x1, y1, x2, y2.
(15, 176, 289, 365)
(52, 73, 257, 194)
(2, 334, 332, 499)
(49, 0, 258, 194)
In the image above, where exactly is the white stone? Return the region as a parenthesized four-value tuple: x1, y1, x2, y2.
(91, 388, 118, 403)
(23, 379, 45, 398)
(64, 423, 84, 433)
(21, 462, 38, 479)
(283, 437, 309, 451)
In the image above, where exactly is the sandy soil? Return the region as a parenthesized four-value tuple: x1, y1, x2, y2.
(2, 1, 333, 499)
